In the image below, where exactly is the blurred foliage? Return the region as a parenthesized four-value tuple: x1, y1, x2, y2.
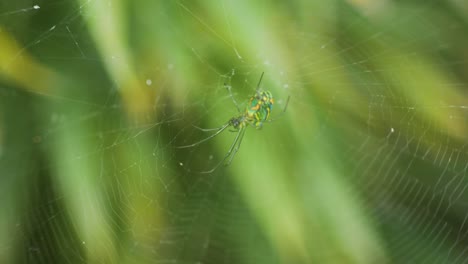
(1, 0, 468, 263)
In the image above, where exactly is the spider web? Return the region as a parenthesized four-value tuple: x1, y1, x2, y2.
(1, 0, 468, 263)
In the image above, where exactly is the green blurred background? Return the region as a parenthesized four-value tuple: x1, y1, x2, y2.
(2, 0, 468, 263)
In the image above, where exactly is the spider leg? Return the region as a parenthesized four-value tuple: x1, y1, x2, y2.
(225, 127, 246, 166)
(199, 127, 244, 174)
(283, 95, 291, 112)
(225, 83, 241, 113)
(255, 72, 265, 93)
(177, 123, 230, 148)
(192, 124, 225, 132)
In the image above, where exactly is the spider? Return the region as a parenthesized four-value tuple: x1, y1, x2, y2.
(178, 72, 290, 173)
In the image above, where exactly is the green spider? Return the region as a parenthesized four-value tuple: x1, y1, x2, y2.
(178, 73, 290, 173)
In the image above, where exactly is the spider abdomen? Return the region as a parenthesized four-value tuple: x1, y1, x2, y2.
(246, 90, 274, 127)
